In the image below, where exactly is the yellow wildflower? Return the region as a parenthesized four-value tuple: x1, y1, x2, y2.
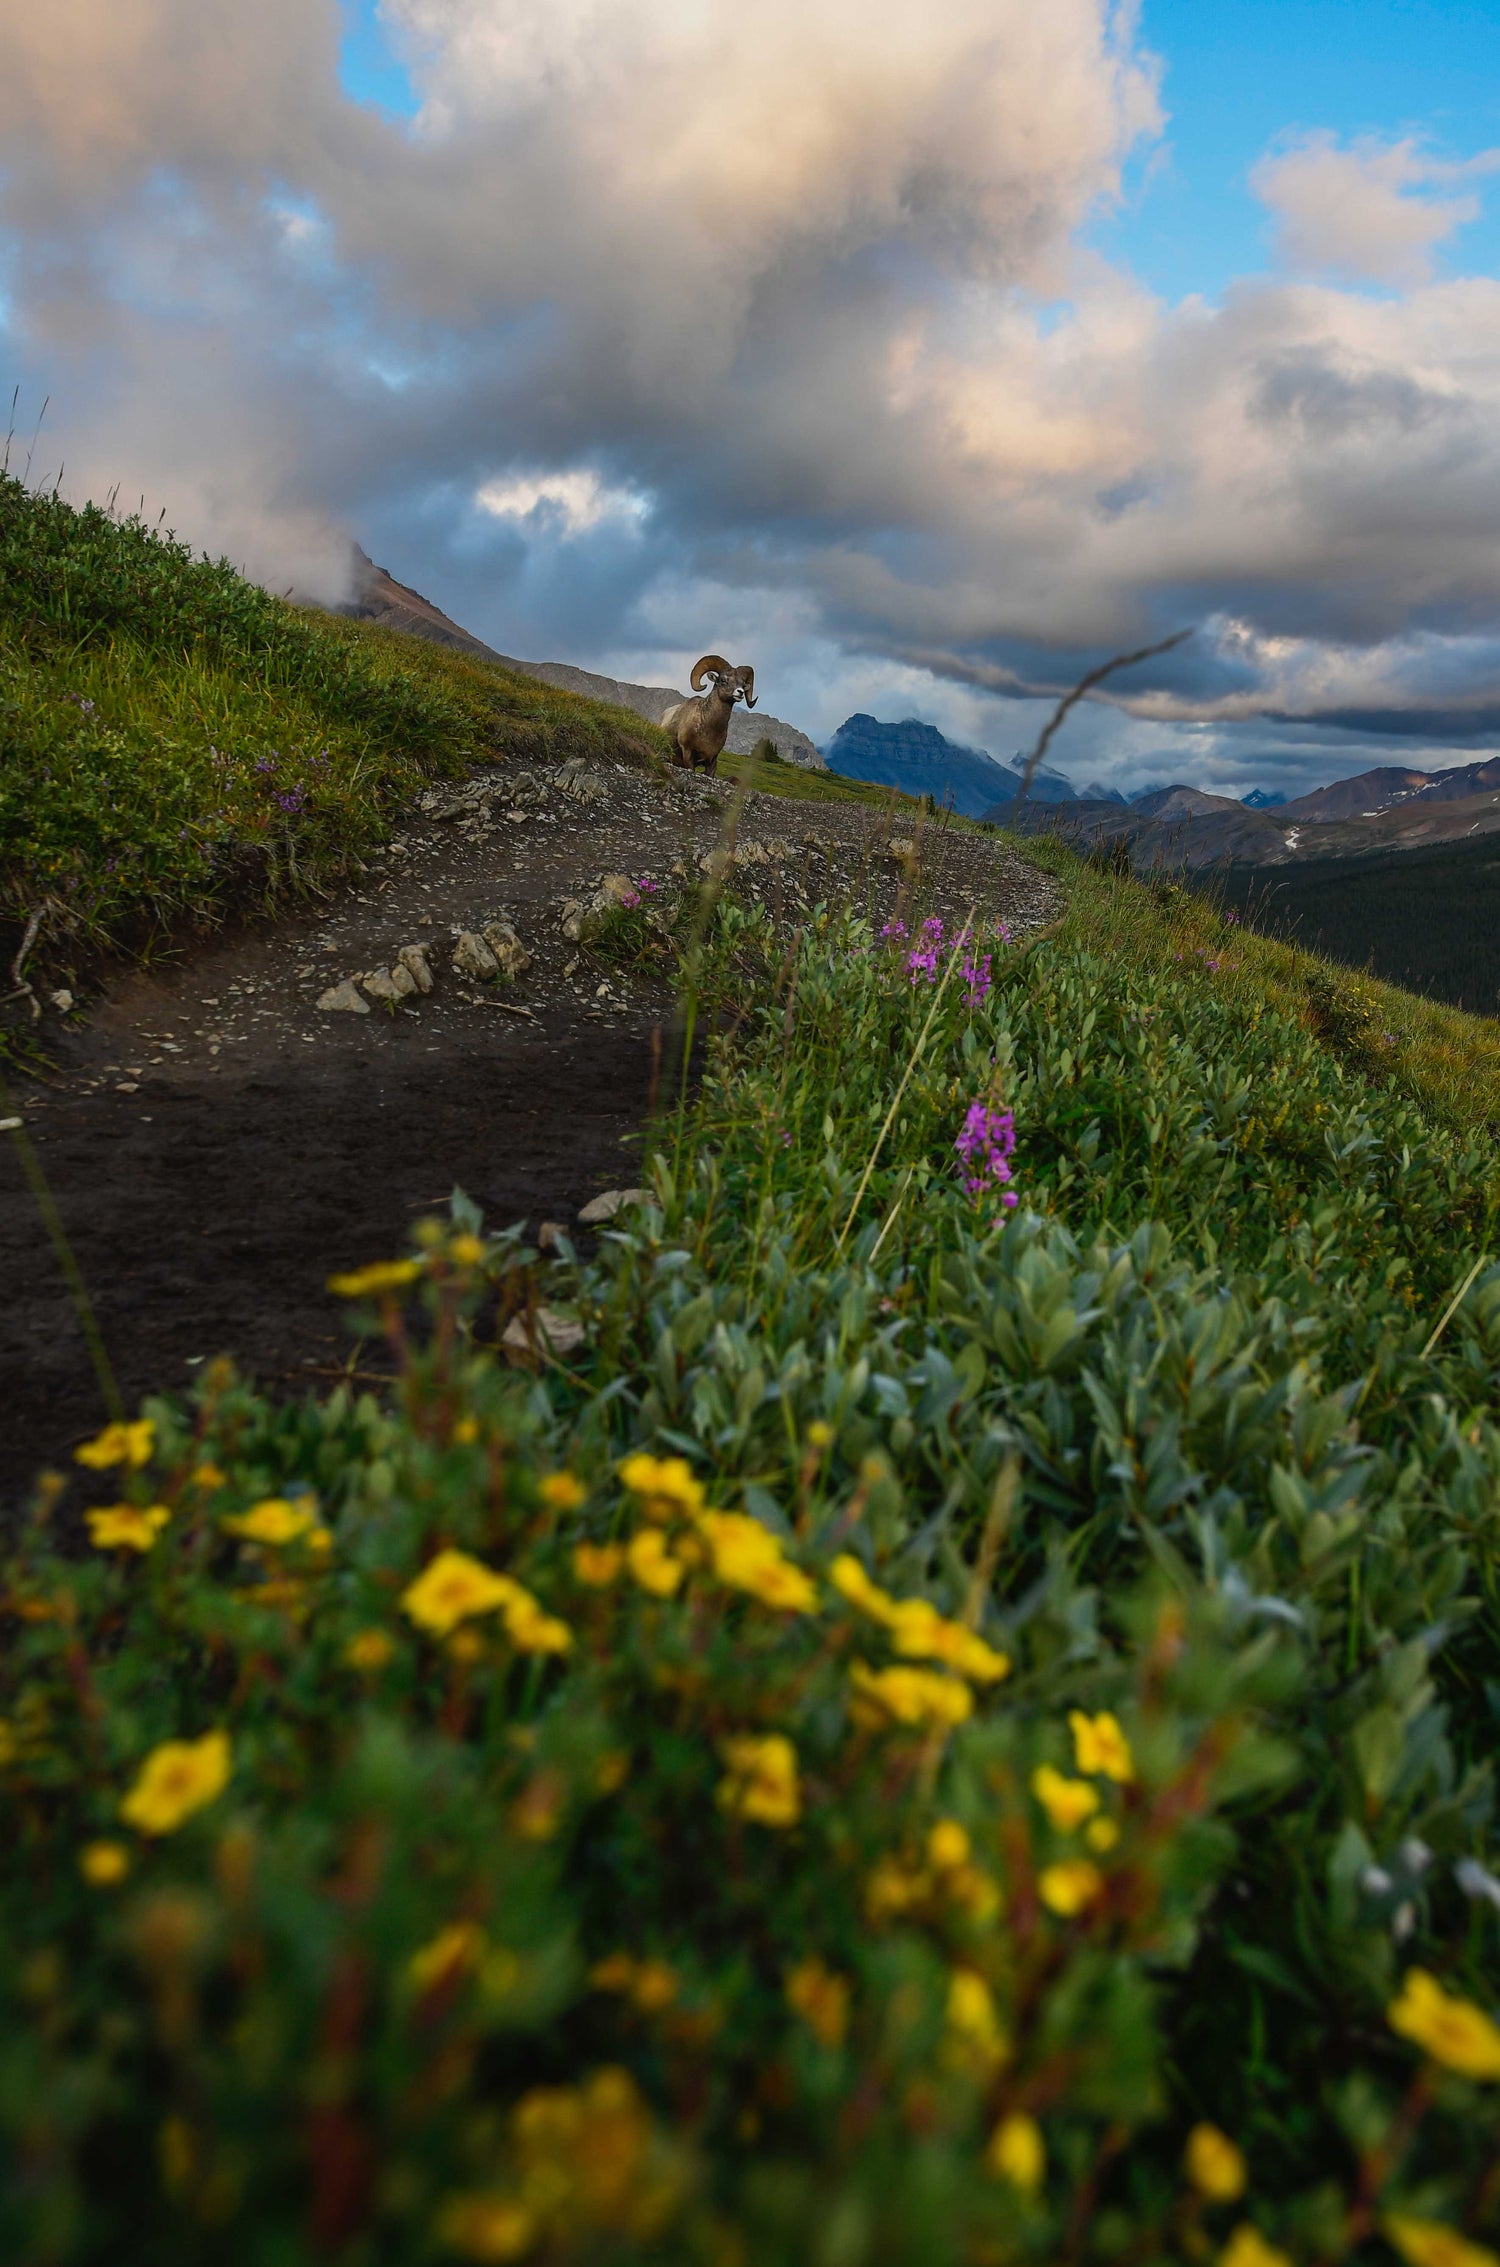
(618, 1451, 705, 1523)
(503, 1591, 573, 1656)
(1385, 2216, 1500, 2267)
(120, 1730, 232, 1836)
(453, 1417, 479, 1446)
(326, 1258, 422, 1298)
(512, 1773, 563, 1841)
(849, 1661, 973, 1730)
(717, 1733, 801, 1827)
(448, 1233, 487, 1267)
(590, 1951, 638, 1992)
(928, 1819, 972, 1871)
(806, 1420, 833, 1449)
(829, 1552, 898, 1621)
(631, 1959, 677, 2012)
(540, 1471, 587, 1512)
(1185, 2123, 1247, 2203)
(402, 1549, 518, 1636)
(888, 1598, 1010, 1682)
(1086, 1816, 1121, 1853)
(865, 1856, 929, 1922)
(86, 1503, 170, 1553)
(574, 1541, 624, 1586)
(437, 2192, 536, 2261)
(595, 1750, 630, 1794)
(222, 1497, 317, 1546)
(344, 1628, 395, 1671)
(1222, 2227, 1294, 2267)
(987, 2113, 1045, 2194)
(1032, 1764, 1100, 1831)
(1069, 1709, 1135, 1782)
(75, 1418, 154, 1471)
(786, 1958, 850, 2049)
(946, 1863, 1004, 1923)
(627, 1529, 685, 1597)
(410, 1920, 487, 1995)
(1387, 1968, 1500, 2081)
(80, 1840, 131, 1885)
(945, 1968, 1008, 2073)
(1038, 1859, 1104, 1917)
(448, 1628, 485, 1663)
(697, 1511, 818, 1612)
(189, 1462, 226, 1491)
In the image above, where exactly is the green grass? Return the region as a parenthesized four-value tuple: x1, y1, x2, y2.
(0, 473, 674, 1001)
(4, 875, 1500, 2262)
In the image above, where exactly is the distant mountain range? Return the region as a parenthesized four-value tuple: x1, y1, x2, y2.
(331, 563, 1500, 864)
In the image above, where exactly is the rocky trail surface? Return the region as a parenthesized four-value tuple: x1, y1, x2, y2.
(1, 754, 1055, 1509)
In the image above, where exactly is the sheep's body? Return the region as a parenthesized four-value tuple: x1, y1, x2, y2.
(660, 655, 757, 771)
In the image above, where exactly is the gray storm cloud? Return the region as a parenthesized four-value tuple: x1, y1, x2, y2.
(2, 0, 1500, 784)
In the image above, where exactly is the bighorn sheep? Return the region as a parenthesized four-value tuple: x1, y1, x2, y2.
(660, 655, 757, 772)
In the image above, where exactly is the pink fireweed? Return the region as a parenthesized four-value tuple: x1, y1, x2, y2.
(955, 1103, 1019, 1210)
(906, 916, 945, 985)
(962, 953, 992, 1008)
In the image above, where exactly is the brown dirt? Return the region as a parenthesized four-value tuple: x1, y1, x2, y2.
(0, 757, 1056, 1512)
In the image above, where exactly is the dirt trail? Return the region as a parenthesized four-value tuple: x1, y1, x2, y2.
(1, 757, 1056, 1510)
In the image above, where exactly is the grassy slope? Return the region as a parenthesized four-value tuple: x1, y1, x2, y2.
(0, 475, 674, 988)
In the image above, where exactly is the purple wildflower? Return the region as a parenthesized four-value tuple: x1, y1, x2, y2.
(962, 953, 992, 1008)
(995, 919, 1013, 946)
(276, 789, 305, 813)
(636, 876, 659, 895)
(880, 919, 908, 943)
(954, 1101, 1019, 1210)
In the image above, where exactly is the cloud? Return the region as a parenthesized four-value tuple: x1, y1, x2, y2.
(1252, 133, 1500, 288)
(2, 1, 1500, 793)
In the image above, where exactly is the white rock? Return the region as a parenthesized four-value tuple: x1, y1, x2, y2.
(501, 1306, 587, 1359)
(887, 836, 918, 861)
(558, 898, 586, 942)
(537, 1220, 569, 1254)
(396, 943, 434, 994)
(452, 931, 499, 980)
(49, 988, 74, 1012)
(577, 1186, 647, 1225)
(317, 980, 371, 1014)
(361, 969, 401, 1002)
(388, 962, 418, 999)
(481, 919, 532, 978)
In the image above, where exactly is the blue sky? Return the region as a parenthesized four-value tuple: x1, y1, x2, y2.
(8, 0, 1500, 796)
(1103, 0, 1500, 299)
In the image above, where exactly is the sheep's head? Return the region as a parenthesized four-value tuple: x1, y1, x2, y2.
(690, 655, 757, 709)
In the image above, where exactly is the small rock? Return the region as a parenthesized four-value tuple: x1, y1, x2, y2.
(453, 931, 499, 980)
(887, 836, 918, 861)
(388, 962, 418, 999)
(576, 1187, 647, 1226)
(317, 981, 371, 1015)
(698, 847, 734, 879)
(737, 840, 772, 867)
(501, 1306, 587, 1359)
(396, 943, 434, 994)
(558, 898, 586, 942)
(537, 1220, 569, 1254)
(49, 988, 74, 1013)
(595, 873, 639, 908)
(116, 1081, 140, 1094)
(481, 919, 532, 978)
(361, 969, 401, 1003)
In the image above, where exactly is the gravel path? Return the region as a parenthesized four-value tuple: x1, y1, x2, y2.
(2, 755, 1057, 1508)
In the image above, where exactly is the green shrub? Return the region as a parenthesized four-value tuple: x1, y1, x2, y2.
(5, 901, 1500, 2263)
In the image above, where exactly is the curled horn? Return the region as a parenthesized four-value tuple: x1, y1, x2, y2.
(738, 664, 756, 708)
(690, 654, 731, 692)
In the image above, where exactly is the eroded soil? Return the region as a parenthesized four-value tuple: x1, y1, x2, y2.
(1, 756, 1056, 1510)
